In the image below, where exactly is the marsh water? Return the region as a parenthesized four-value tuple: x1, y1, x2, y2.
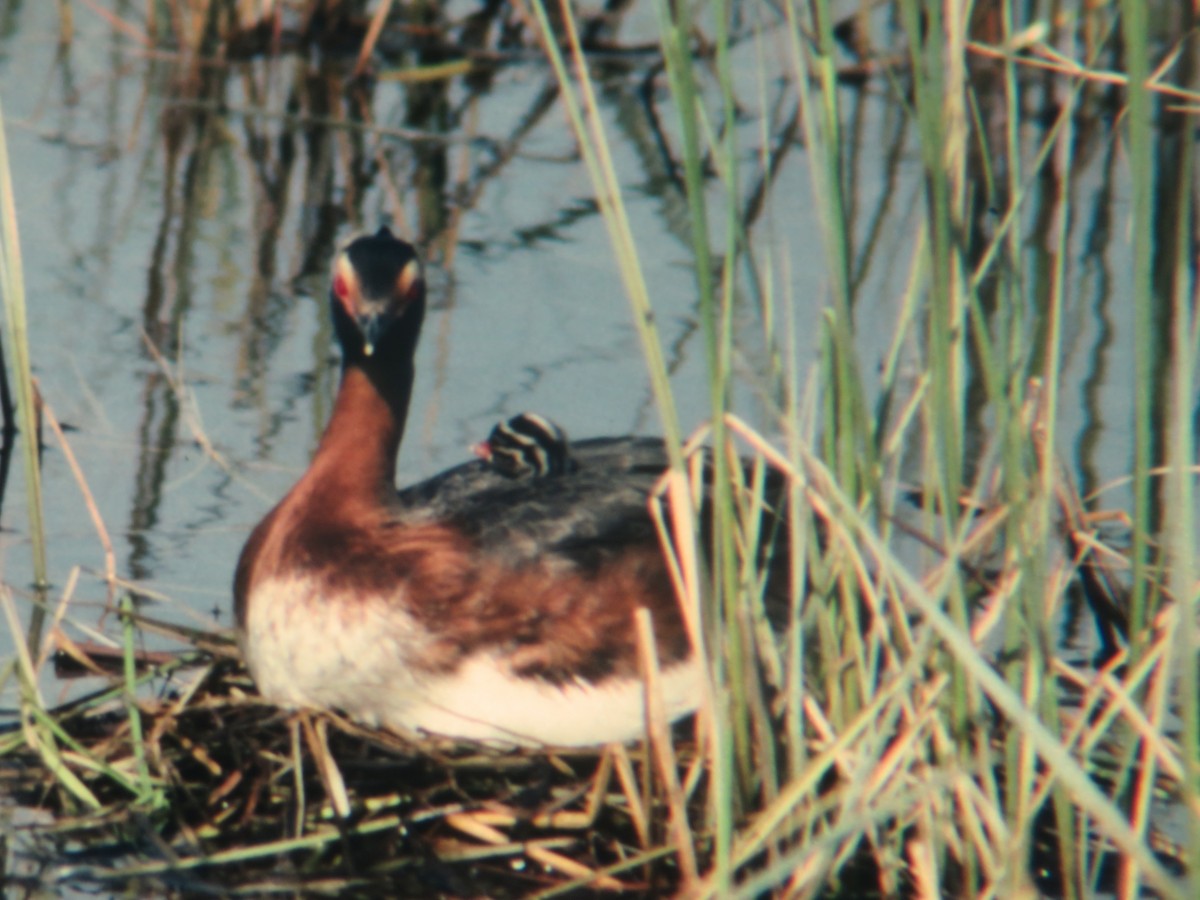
(0, 0, 1172, 891)
(0, 3, 1144, 656)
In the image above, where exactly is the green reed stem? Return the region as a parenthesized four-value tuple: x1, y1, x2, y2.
(787, 0, 879, 754)
(529, 0, 683, 463)
(652, 0, 744, 882)
(0, 585, 100, 809)
(896, 0, 979, 819)
(1039, 63, 1081, 898)
(1120, 0, 1155, 658)
(120, 594, 158, 805)
(1162, 13, 1199, 881)
(0, 95, 49, 650)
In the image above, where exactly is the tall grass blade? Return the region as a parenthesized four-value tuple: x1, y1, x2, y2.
(1120, 0, 1156, 658)
(0, 96, 49, 650)
(527, 0, 683, 462)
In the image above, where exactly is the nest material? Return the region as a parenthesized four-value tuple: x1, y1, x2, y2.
(1, 644, 702, 897)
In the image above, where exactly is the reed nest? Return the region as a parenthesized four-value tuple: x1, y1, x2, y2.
(1, 635, 708, 897)
(0, 596, 1186, 899)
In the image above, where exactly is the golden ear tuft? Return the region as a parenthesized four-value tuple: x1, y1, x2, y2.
(397, 258, 423, 301)
(333, 253, 357, 305)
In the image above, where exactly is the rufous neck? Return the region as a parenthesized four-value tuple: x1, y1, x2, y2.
(305, 357, 413, 502)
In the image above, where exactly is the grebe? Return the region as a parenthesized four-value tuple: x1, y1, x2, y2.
(473, 412, 575, 478)
(234, 228, 730, 746)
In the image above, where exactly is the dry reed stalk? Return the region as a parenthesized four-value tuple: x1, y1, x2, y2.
(634, 606, 698, 887)
(966, 39, 1200, 104)
(610, 743, 651, 849)
(648, 456, 714, 738)
(289, 716, 307, 836)
(77, 0, 154, 46)
(139, 328, 270, 501)
(443, 811, 624, 890)
(906, 827, 939, 900)
(1, 585, 45, 709)
(300, 713, 351, 819)
(354, 0, 394, 78)
(41, 398, 116, 588)
(36, 566, 91, 671)
(1054, 642, 1181, 789)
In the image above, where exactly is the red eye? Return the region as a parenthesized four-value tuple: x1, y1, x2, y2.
(333, 271, 350, 301)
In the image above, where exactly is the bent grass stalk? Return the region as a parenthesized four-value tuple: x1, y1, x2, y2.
(41, 400, 117, 588)
(0, 585, 101, 809)
(634, 607, 698, 886)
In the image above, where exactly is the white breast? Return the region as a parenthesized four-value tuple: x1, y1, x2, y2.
(240, 574, 702, 746)
(401, 653, 702, 745)
(241, 573, 427, 719)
